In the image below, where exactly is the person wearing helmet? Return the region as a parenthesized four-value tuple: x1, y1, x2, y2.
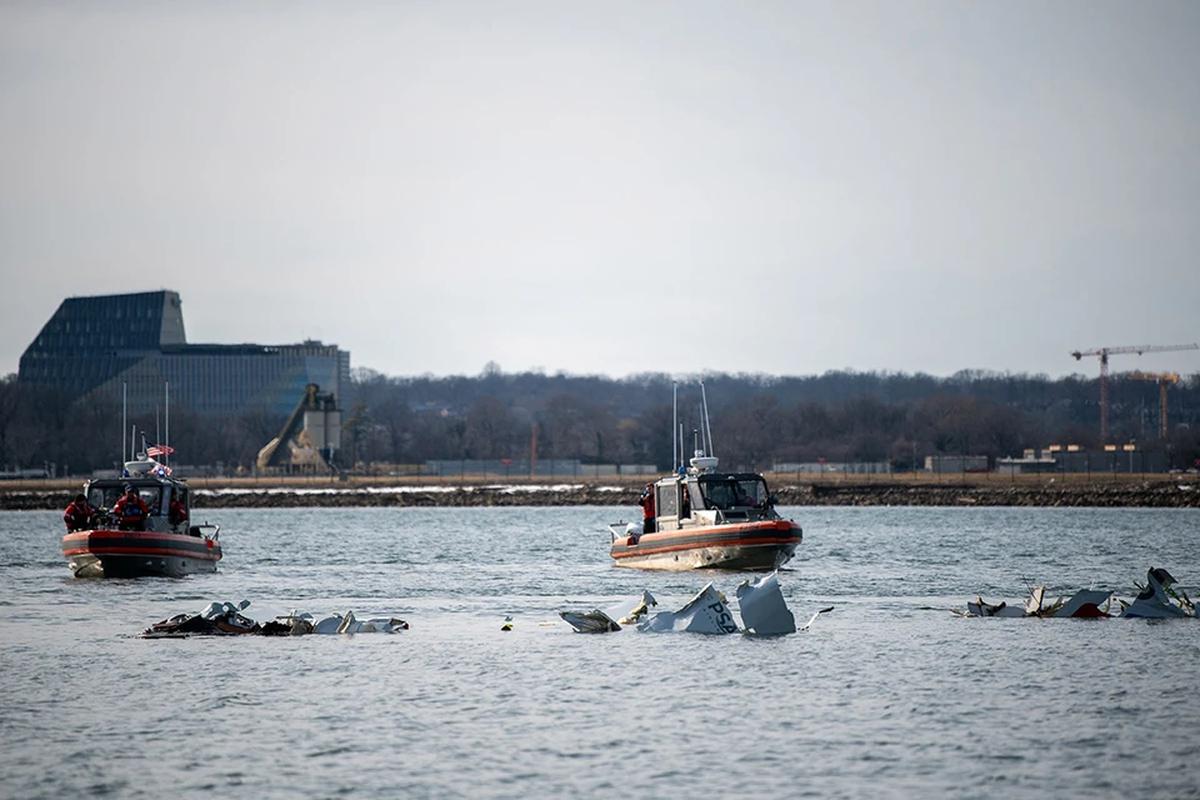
(112, 485, 150, 531)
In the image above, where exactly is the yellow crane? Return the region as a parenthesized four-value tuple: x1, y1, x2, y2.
(1122, 371, 1182, 440)
(1070, 343, 1199, 440)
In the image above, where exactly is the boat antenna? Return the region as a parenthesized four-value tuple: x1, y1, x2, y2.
(700, 380, 715, 458)
(131, 424, 136, 462)
(672, 382, 678, 471)
(121, 382, 127, 465)
(678, 423, 684, 470)
(165, 381, 170, 467)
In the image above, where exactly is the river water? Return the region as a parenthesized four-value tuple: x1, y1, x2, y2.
(1, 506, 1197, 799)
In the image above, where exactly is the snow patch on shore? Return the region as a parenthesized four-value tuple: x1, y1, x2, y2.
(190, 483, 628, 497)
(193, 486, 467, 496)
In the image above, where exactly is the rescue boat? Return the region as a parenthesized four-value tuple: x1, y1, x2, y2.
(61, 459, 221, 578)
(607, 383, 801, 571)
(609, 458, 802, 571)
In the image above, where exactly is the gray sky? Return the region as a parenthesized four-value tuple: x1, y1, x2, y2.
(3, 1, 1198, 379)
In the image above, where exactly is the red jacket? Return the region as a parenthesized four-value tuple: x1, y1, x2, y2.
(64, 501, 92, 531)
(639, 485, 655, 519)
(113, 494, 150, 524)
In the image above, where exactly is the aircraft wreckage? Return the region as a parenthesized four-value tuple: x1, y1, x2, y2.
(560, 572, 832, 636)
(958, 567, 1196, 620)
(140, 600, 409, 638)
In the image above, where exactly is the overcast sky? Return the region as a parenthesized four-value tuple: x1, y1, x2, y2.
(2, 1, 1198, 379)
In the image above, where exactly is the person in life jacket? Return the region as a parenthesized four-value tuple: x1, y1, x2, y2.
(169, 494, 188, 529)
(639, 483, 656, 534)
(113, 485, 150, 531)
(63, 493, 94, 532)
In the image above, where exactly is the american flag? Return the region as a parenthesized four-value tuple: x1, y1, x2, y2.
(146, 444, 175, 457)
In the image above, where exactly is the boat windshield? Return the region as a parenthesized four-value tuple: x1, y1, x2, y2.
(697, 476, 770, 510)
(89, 485, 163, 513)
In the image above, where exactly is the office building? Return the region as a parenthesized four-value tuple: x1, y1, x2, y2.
(18, 290, 350, 416)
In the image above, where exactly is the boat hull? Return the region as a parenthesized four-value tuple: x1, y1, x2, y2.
(62, 529, 222, 578)
(610, 520, 801, 572)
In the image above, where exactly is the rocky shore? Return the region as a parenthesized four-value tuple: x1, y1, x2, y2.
(3, 481, 1197, 510)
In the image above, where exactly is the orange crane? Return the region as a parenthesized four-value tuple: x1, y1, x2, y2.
(1070, 343, 1198, 440)
(1123, 371, 1182, 439)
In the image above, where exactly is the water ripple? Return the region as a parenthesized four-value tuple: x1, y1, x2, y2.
(0, 506, 1197, 798)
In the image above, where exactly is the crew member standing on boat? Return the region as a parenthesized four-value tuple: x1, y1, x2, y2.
(639, 483, 656, 534)
(63, 493, 93, 531)
(113, 485, 150, 531)
(169, 494, 188, 529)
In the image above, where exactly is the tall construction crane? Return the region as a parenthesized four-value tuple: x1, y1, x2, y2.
(1123, 371, 1182, 440)
(1070, 343, 1199, 441)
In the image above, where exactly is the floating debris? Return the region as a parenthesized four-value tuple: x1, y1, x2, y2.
(500, 615, 513, 631)
(560, 576, 828, 637)
(1120, 568, 1196, 619)
(559, 610, 621, 634)
(141, 601, 408, 638)
(958, 566, 1196, 620)
(960, 586, 1113, 618)
(799, 606, 835, 631)
(310, 611, 409, 634)
(735, 572, 796, 635)
(1055, 589, 1114, 618)
(963, 596, 1028, 618)
(638, 583, 740, 635)
(559, 591, 657, 634)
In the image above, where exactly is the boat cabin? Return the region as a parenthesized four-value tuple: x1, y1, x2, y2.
(84, 460, 192, 534)
(652, 467, 776, 532)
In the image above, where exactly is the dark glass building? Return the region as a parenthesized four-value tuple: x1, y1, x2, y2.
(19, 291, 350, 416)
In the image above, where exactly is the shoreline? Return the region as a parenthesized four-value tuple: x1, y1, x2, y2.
(3, 479, 1197, 509)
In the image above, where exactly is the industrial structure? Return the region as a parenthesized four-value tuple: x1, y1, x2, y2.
(256, 384, 342, 472)
(18, 291, 350, 416)
(1122, 371, 1181, 440)
(1070, 343, 1198, 440)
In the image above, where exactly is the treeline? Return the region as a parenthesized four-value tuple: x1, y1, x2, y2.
(0, 375, 286, 474)
(3, 368, 1199, 475)
(340, 367, 1200, 471)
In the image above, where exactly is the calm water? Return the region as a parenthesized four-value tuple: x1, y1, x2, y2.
(1, 505, 1198, 799)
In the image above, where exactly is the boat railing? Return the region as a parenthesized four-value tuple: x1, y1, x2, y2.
(189, 522, 220, 541)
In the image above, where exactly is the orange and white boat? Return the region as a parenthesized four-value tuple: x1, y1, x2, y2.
(608, 384, 802, 571)
(609, 462, 802, 571)
(61, 459, 221, 578)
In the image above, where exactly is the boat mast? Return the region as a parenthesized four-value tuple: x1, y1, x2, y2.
(672, 382, 678, 471)
(121, 382, 127, 465)
(700, 380, 715, 458)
